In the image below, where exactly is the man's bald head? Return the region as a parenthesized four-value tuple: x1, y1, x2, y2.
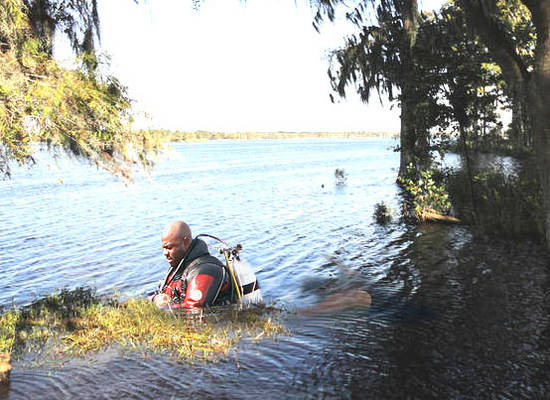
(161, 221, 192, 268)
(162, 221, 191, 241)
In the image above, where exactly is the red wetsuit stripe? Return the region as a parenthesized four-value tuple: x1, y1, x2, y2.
(182, 274, 215, 308)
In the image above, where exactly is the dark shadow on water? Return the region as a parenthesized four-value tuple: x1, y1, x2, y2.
(0, 383, 9, 397)
(296, 224, 550, 399)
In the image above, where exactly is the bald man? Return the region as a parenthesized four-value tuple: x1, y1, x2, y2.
(150, 221, 234, 310)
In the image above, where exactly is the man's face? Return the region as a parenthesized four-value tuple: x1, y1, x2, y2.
(161, 232, 189, 268)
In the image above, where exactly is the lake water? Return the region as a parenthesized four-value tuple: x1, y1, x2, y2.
(1, 138, 549, 399)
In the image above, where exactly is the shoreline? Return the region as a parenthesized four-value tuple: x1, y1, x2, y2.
(138, 130, 399, 142)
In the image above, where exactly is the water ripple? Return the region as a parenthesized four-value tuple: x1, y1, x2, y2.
(2, 139, 550, 399)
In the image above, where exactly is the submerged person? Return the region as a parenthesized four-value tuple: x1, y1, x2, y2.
(299, 257, 372, 315)
(300, 288, 372, 314)
(150, 220, 260, 310)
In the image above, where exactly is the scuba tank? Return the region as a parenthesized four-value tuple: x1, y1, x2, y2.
(227, 245, 263, 306)
(197, 234, 263, 306)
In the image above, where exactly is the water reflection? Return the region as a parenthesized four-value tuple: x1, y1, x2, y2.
(293, 224, 550, 399)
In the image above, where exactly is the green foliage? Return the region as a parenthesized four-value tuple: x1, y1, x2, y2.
(0, 0, 27, 50)
(373, 201, 392, 225)
(317, 0, 543, 240)
(0, 309, 19, 354)
(326, 3, 402, 104)
(22, 0, 101, 58)
(448, 165, 543, 237)
(414, 5, 507, 153)
(398, 165, 451, 221)
(322, 1, 506, 172)
(318, 1, 533, 158)
(493, 0, 535, 66)
(0, 0, 164, 178)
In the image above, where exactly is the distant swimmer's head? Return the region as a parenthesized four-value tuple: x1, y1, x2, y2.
(161, 220, 192, 268)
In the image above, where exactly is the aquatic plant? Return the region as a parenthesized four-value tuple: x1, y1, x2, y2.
(0, 307, 18, 384)
(448, 166, 543, 237)
(334, 168, 347, 186)
(398, 165, 453, 222)
(1, 288, 286, 365)
(63, 299, 285, 360)
(0, 309, 18, 355)
(373, 201, 393, 225)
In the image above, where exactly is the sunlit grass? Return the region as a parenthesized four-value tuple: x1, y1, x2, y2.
(1, 288, 287, 365)
(0, 309, 18, 355)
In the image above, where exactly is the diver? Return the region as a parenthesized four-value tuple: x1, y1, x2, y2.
(150, 220, 261, 310)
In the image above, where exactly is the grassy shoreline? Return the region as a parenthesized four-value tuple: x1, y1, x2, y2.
(137, 129, 399, 142)
(0, 288, 286, 370)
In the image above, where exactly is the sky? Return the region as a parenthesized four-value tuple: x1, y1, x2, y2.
(58, 0, 444, 133)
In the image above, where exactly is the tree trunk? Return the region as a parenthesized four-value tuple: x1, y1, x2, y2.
(397, 0, 421, 178)
(25, 0, 56, 55)
(459, 0, 531, 147)
(399, 92, 417, 176)
(528, 0, 550, 247)
(510, 83, 532, 148)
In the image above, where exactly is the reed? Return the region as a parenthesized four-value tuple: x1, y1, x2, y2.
(63, 299, 285, 360)
(0, 309, 18, 354)
(0, 309, 17, 383)
(0, 288, 286, 368)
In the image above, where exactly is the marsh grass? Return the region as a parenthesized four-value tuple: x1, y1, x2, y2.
(1, 288, 286, 365)
(0, 310, 18, 355)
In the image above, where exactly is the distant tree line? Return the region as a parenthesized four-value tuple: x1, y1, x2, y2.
(137, 129, 397, 141)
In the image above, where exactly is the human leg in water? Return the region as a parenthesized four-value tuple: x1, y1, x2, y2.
(300, 256, 372, 315)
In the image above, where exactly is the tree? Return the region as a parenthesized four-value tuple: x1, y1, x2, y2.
(454, 0, 534, 149)
(422, 6, 511, 223)
(0, 0, 162, 179)
(423, 6, 504, 143)
(456, 0, 550, 247)
(316, 0, 550, 236)
(316, 0, 431, 177)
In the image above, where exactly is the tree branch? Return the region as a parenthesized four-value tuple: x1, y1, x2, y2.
(458, 0, 530, 85)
